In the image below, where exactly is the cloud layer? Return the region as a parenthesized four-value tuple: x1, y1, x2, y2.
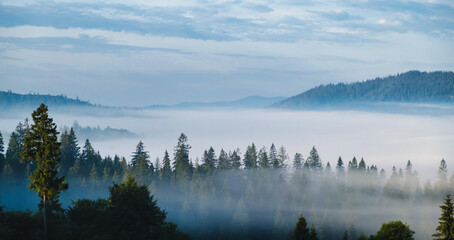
(0, 0, 453, 106)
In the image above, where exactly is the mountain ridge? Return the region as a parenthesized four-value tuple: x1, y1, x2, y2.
(272, 70, 454, 109)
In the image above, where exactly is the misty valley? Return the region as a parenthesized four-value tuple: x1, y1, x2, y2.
(1, 104, 453, 240)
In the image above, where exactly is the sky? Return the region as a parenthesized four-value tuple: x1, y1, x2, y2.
(0, 0, 453, 106)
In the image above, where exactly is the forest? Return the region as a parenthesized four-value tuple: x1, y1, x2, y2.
(0, 104, 453, 240)
(274, 71, 454, 108)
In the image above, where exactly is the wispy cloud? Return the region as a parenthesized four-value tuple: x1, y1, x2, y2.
(0, 0, 453, 106)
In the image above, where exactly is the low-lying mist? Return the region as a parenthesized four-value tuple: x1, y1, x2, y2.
(10, 108, 451, 182)
(0, 108, 453, 239)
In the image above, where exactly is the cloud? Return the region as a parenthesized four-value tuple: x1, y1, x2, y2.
(0, 0, 453, 106)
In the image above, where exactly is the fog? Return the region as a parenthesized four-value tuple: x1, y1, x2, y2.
(1, 109, 454, 181)
(1, 108, 453, 239)
(5, 108, 450, 182)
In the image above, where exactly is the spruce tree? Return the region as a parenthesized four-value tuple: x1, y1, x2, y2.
(202, 147, 216, 176)
(258, 146, 270, 169)
(174, 133, 191, 184)
(243, 143, 257, 169)
(358, 158, 366, 172)
(270, 143, 278, 168)
(433, 194, 454, 240)
(217, 149, 230, 170)
(277, 145, 288, 168)
(20, 104, 68, 240)
(229, 149, 241, 170)
(131, 141, 151, 183)
(161, 150, 172, 182)
(59, 127, 80, 177)
(336, 156, 345, 179)
(292, 214, 310, 240)
(5, 132, 25, 178)
(307, 146, 322, 171)
(79, 139, 96, 178)
(293, 153, 303, 170)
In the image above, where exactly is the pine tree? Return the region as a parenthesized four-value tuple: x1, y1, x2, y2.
(270, 143, 278, 168)
(131, 141, 151, 183)
(161, 150, 172, 182)
(358, 158, 366, 173)
(229, 149, 241, 170)
(293, 153, 303, 170)
(258, 146, 270, 169)
(292, 214, 310, 240)
(277, 145, 288, 168)
(336, 156, 345, 179)
(174, 133, 191, 184)
(5, 132, 25, 178)
(218, 149, 230, 170)
(243, 143, 257, 169)
(437, 159, 449, 194)
(202, 147, 216, 176)
(433, 194, 454, 240)
(307, 146, 322, 172)
(349, 157, 358, 171)
(80, 139, 96, 178)
(20, 104, 68, 240)
(59, 127, 80, 177)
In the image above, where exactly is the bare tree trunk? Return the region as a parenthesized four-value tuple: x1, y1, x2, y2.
(43, 194, 48, 240)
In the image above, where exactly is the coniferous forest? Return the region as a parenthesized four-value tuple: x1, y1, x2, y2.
(0, 104, 453, 240)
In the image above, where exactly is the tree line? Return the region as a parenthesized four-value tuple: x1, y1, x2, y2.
(0, 104, 453, 239)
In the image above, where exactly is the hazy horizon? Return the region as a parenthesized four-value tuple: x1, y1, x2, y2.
(1, 108, 452, 184)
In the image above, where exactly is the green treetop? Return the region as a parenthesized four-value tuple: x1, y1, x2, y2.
(433, 194, 454, 240)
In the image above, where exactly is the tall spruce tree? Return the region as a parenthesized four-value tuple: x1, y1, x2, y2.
(20, 104, 68, 240)
(277, 145, 288, 168)
(131, 141, 151, 182)
(5, 132, 25, 178)
(59, 127, 80, 177)
(243, 143, 257, 169)
(174, 133, 191, 184)
(307, 146, 322, 172)
(336, 156, 345, 179)
(229, 149, 241, 170)
(270, 143, 278, 168)
(202, 147, 216, 176)
(258, 146, 270, 169)
(293, 153, 303, 170)
(161, 150, 172, 182)
(79, 139, 97, 178)
(218, 149, 230, 170)
(433, 194, 454, 240)
(292, 214, 311, 240)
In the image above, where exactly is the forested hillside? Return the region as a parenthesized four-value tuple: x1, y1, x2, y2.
(273, 71, 454, 109)
(0, 90, 94, 110)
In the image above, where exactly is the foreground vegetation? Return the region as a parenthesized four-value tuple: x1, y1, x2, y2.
(0, 104, 452, 239)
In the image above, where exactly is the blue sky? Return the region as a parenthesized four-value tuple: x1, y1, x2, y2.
(0, 0, 453, 106)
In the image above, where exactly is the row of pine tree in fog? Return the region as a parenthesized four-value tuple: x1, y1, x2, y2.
(0, 118, 450, 200)
(0, 112, 453, 239)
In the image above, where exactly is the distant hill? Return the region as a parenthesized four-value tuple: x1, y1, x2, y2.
(272, 71, 454, 109)
(0, 90, 95, 110)
(61, 121, 137, 141)
(0, 91, 131, 117)
(146, 96, 287, 109)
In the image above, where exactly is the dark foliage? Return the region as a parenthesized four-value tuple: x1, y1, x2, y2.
(274, 71, 454, 108)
